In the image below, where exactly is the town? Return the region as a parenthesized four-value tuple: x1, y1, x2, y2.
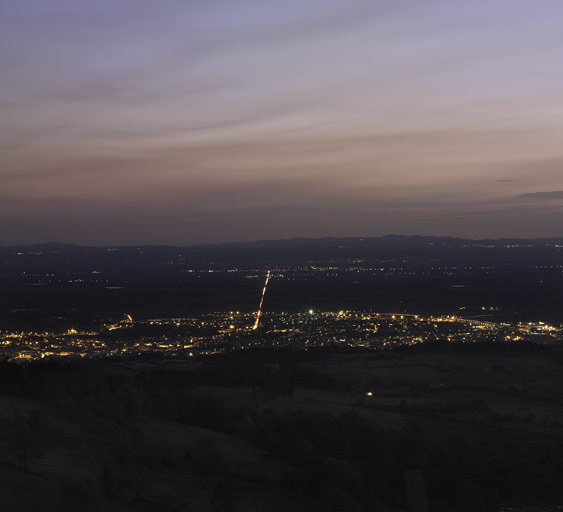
(2, 310, 561, 362)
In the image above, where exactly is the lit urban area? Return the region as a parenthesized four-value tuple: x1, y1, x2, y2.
(2, 310, 562, 362)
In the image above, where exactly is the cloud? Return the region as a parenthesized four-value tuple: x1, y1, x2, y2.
(520, 191, 563, 200)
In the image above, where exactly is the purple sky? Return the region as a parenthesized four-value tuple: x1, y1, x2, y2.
(2, 0, 563, 244)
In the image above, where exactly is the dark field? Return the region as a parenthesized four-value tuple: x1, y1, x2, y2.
(2, 236, 563, 330)
(4, 273, 563, 329)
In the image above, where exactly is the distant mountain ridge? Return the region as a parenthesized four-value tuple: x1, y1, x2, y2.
(4, 234, 563, 250)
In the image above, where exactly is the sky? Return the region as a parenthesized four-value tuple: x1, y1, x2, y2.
(1, 0, 563, 245)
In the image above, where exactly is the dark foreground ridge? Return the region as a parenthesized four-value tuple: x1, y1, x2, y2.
(1, 342, 563, 512)
(498, 507, 563, 512)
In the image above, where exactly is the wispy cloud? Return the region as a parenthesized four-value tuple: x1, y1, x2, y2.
(3, 1, 563, 243)
(520, 191, 563, 200)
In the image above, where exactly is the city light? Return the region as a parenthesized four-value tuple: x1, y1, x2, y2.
(2, 310, 560, 362)
(252, 270, 271, 330)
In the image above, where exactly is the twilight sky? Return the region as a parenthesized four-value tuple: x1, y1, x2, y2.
(2, 0, 563, 245)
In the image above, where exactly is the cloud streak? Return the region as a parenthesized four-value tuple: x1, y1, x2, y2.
(520, 191, 563, 200)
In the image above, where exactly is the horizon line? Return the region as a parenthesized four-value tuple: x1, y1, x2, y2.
(3, 233, 563, 249)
